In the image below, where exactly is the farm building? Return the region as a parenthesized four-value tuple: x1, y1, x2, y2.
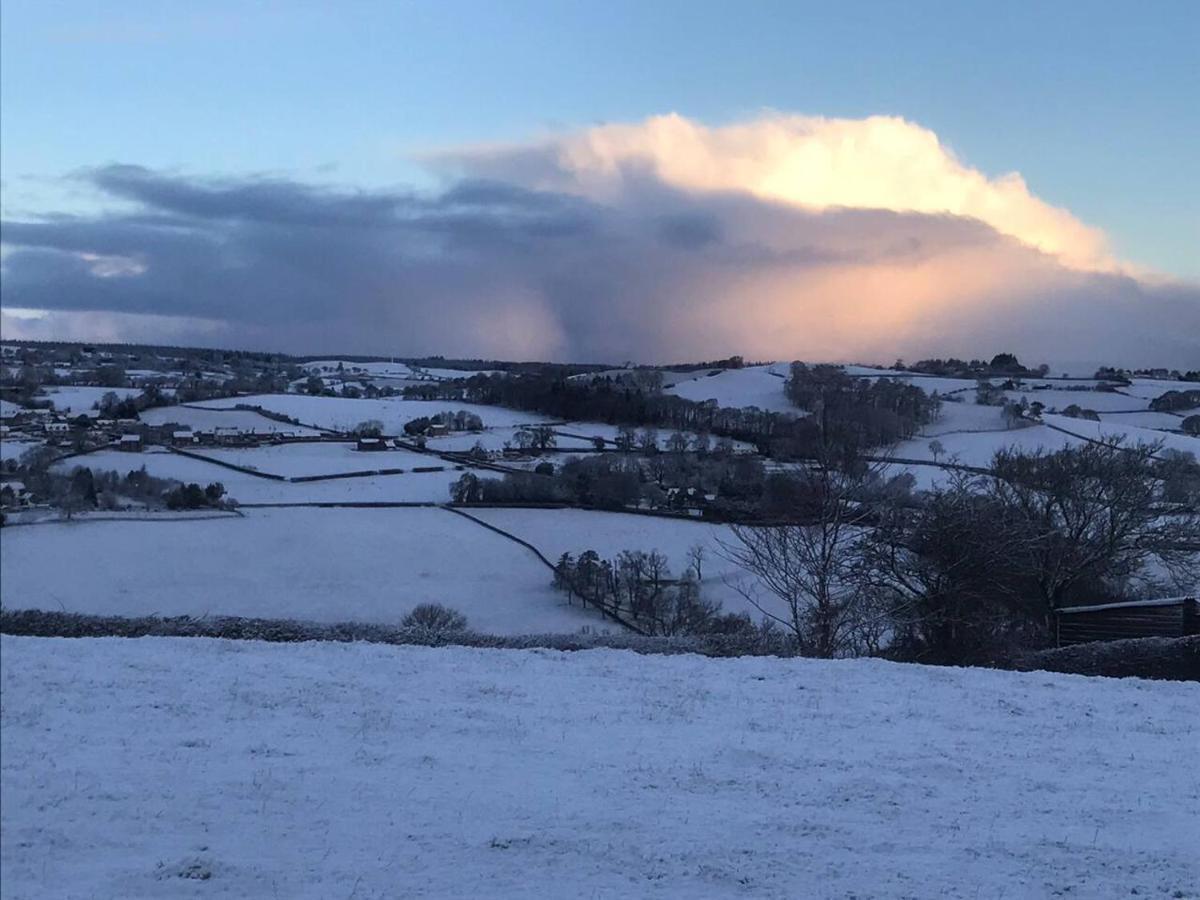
(0, 480, 33, 508)
(1055, 597, 1199, 646)
(213, 426, 253, 446)
(355, 437, 388, 452)
(118, 434, 144, 452)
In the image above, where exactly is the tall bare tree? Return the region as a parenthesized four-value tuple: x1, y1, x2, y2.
(988, 438, 1200, 611)
(719, 457, 877, 657)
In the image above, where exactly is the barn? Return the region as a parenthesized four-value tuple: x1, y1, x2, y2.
(1055, 597, 1199, 647)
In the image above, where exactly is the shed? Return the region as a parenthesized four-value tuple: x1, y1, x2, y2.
(118, 433, 144, 452)
(1055, 597, 1199, 646)
(356, 437, 388, 451)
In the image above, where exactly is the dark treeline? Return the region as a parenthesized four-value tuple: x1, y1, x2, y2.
(406, 364, 939, 461)
(904, 352, 1050, 378)
(451, 449, 918, 521)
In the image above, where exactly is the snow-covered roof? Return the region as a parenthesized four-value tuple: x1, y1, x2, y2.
(1057, 596, 1197, 615)
(119, 434, 142, 443)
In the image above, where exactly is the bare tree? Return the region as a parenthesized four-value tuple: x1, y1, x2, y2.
(862, 470, 1035, 663)
(719, 459, 876, 657)
(988, 438, 1200, 611)
(667, 431, 690, 454)
(687, 543, 707, 582)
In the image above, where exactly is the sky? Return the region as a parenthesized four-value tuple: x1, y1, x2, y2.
(1, 0, 1198, 366)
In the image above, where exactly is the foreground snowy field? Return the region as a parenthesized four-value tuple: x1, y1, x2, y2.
(2, 637, 1196, 899)
(0, 508, 606, 634)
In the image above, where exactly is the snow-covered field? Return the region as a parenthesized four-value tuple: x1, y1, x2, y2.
(39, 385, 141, 413)
(190, 442, 439, 477)
(919, 400, 1008, 435)
(1002, 388, 1148, 412)
(52, 449, 465, 503)
(138, 406, 324, 436)
(892, 423, 1085, 468)
(0, 508, 605, 634)
(1098, 410, 1191, 431)
(1042, 414, 1199, 456)
(468, 508, 765, 619)
(665, 364, 799, 414)
(0, 440, 41, 464)
(195, 393, 548, 433)
(2, 636, 1196, 899)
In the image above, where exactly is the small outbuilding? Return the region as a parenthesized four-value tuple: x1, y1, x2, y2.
(118, 433, 144, 452)
(1055, 597, 1199, 646)
(355, 437, 388, 452)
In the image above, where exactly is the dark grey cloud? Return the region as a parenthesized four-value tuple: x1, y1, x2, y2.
(2, 163, 1198, 368)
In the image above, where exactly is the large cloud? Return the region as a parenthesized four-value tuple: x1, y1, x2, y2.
(436, 114, 1115, 272)
(2, 114, 1198, 368)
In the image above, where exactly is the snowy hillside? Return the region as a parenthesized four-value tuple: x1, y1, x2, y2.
(665, 364, 799, 413)
(2, 636, 1196, 899)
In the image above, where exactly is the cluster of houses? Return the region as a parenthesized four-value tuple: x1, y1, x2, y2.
(0, 404, 135, 447)
(0, 402, 309, 454)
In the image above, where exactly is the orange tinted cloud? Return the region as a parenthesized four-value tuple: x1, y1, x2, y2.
(441, 113, 1115, 273)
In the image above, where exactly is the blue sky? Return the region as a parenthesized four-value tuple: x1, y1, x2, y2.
(2, 0, 1196, 277)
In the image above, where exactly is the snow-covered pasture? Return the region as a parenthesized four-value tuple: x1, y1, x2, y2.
(1041, 414, 1199, 457)
(196, 393, 549, 433)
(52, 449, 464, 504)
(39, 385, 141, 413)
(891, 424, 1087, 469)
(190, 442, 439, 478)
(1119, 378, 1199, 401)
(665, 364, 799, 414)
(138, 406, 323, 436)
(2, 637, 1196, 899)
(1003, 388, 1149, 413)
(0, 440, 41, 464)
(467, 508, 765, 619)
(0, 508, 606, 634)
(919, 400, 1008, 435)
(1098, 410, 1192, 431)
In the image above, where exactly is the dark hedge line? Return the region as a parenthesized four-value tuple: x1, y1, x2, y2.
(4, 609, 1196, 680)
(0, 609, 793, 657)
(1011, 635, 1199, 682)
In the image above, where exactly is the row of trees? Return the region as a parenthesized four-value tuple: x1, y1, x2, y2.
(552, 548, 755, 637)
